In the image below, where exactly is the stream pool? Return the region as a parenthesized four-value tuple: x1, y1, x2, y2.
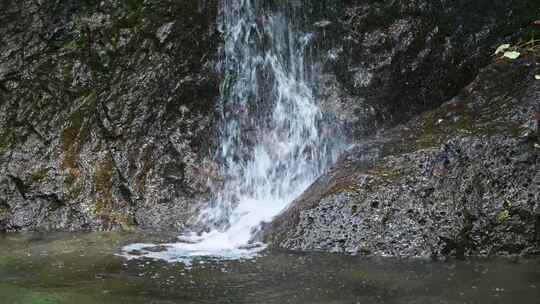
(0, 232, 538, 304)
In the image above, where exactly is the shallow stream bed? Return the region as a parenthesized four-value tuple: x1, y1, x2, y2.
(0, 232, 538, 304)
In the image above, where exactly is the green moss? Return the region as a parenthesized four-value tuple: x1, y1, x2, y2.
(110, 212, 137, 231)
(497, 210, 511, 223)
(61, 112, 83, 170)
(63, 170, 84, 200)
(88, 151, 135, 229)
(367, 166, 405, 184)
(0, 207, 8, 218)
(496, 200, 513, 223)
(136, 145, 154, 193)
(92, 154, 114, 197)
(94, 199, 113, 215)
(380, 67, 530, 158)
(93, 207, 135, 231)
(0, 202, 10, 222)
(65, 178, 85, 201)
(0, 123, 8, 148)
(30, 167, 49, 183)
(61, 95, 95, 172)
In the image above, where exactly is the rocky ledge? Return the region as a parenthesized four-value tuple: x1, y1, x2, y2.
(264, 55, 540, 258)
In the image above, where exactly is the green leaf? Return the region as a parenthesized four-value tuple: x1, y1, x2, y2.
(497, 210, 510, 223)
(494, 44, 511, 55)
(503, 51, 520, 60)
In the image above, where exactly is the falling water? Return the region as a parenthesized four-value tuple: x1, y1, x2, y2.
(122, 0, 342, 263)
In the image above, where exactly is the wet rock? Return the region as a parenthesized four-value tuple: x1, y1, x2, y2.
(264, 57, 540, 258)
(156, 22, 175, 44)
(0, 0, 220, 232)
(317, 0, 540, 137)
(1, 0, 539, 257)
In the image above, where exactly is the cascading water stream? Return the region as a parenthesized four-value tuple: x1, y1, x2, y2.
(121, 0, 342, 263)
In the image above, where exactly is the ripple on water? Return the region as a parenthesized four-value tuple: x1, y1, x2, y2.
(1, 232, 540, 304)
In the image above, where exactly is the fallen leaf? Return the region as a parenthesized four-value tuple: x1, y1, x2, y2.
(535, 143, 540, 149)
(535, 75, 540, 80)
(503, 51, 520, 60)
(495, 44, 511, 55)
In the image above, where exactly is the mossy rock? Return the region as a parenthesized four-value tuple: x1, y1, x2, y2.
(0, 201, 11, 224)
(497, 210, 511, 223)
(92, 154, 114, 196)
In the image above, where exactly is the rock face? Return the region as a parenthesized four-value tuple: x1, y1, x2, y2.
(318, 0, 539, 137)
(0, 0, 539, 263)
(0, 0, 220, 231)
(264, 57, 540, 258)
(261, 0, 540, 258)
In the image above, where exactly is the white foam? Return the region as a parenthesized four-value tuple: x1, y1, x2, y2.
(121, 0, 342, 264)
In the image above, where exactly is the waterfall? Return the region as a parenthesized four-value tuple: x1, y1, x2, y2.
(121, 0, 342, 263)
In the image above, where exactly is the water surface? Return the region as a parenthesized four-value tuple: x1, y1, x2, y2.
(0, 232, 539, 304)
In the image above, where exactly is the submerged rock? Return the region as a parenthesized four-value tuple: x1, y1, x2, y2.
(264, 56, 540, 258)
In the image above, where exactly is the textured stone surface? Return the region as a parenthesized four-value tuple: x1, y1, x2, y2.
(264, 57, 540, 258)
(0, 0, 220, 231)
(318, 0, 540, 137)
(1, 0, 539, 259)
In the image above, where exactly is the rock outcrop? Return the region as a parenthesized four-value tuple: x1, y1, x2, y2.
(264, 56, 540, 258)
(262, 0, 540, 258)
(318, 0, 539, 137)
(1, 0, 539, 262)
(0, 0, 220, 231)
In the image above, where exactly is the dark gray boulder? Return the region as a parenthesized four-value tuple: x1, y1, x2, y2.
(0, 0, 220, 232)
(317, 0, 540, 137)
(264, 56, 540, 258)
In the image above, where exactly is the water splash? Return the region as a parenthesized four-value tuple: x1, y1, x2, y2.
(121, 0, 342, 263)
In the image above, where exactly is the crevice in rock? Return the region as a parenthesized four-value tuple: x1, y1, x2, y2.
(8, 175, 29, 200)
